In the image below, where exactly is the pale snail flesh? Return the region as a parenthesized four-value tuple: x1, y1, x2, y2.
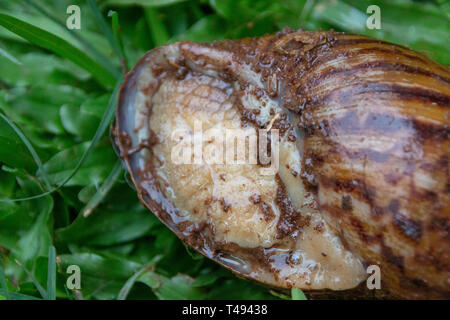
(112, 28, 450, 299)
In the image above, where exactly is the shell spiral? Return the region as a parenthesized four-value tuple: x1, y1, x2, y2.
(114, 29, 450, 299)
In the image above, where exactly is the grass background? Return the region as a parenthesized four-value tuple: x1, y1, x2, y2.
(0, 0, 448, 300)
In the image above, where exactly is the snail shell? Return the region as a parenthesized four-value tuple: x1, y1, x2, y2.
(113, 29, 450, 299)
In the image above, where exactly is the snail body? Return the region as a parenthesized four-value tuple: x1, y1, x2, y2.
(113, 29, 450, 299)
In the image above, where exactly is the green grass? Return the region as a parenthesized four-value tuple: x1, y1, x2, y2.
(0, 0, 448, 300)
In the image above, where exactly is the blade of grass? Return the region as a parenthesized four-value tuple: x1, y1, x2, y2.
(0, 289, 41, 300)
(117, 256, 162, 300)
(0, 257, 10, 300)
(15, 259, 47, 299)
(291, 288, 307, 300)
(0, 45, 22, 65)
(145, 7, 170, 46)
(0, 112, 51, 191)
(87, 0, 123, 61)
(41, 80, 121, 192)
(117, 266, 150, 300)
(269, 290, 291, 300)
(300, 0, 315, 26)
(24, 0, 121, 79)
(108, 10, 128, 73)
(0, 80, 122, 202)
(0, 12, 117, 87)
(82, 159, 122, 217)
(46, 246, 56, 300)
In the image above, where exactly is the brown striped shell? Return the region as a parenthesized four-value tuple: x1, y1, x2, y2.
(113, 28, 450, 299)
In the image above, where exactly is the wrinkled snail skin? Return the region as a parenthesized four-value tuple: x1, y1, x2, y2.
(113, 28, 450, 299)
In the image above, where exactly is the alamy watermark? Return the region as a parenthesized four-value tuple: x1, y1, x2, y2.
(66, 5, 81, 30)
(170, 120, 280, 176)
(63, 263, 380, 292)
(66, 264, 81, 290)
(366, 265, 381, 290)
(366, 5, 382, 30)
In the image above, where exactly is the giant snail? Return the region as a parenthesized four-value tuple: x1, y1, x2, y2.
(112, 29, 450, 299)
